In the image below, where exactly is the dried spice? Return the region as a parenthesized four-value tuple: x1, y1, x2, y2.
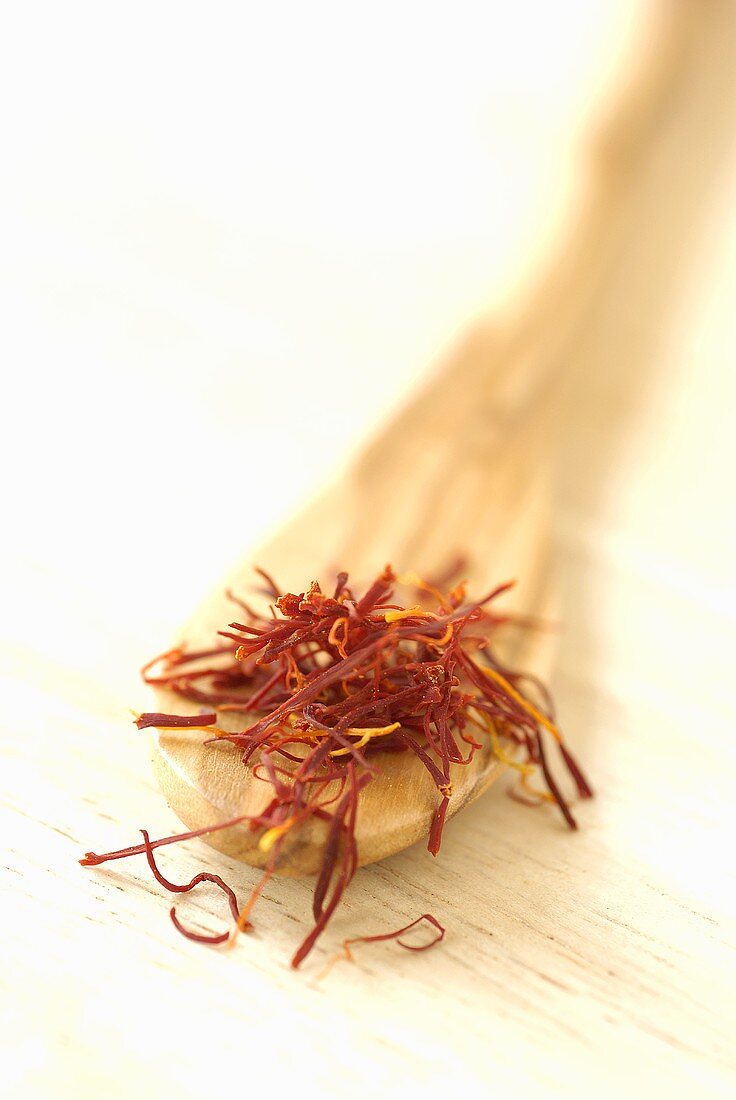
(81, 566, 591, 968)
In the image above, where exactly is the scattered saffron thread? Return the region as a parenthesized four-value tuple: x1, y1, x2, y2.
(318, 913, 446, 979)
(81, 565, 592, 968)
(140, 828, 243, 943)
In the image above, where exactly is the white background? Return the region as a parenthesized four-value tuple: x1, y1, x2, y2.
(2, 3, 735, 1098)
(2, 0, 642, 631)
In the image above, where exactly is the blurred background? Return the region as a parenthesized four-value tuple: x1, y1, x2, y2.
(2, 0, 734, 755)
(2, 1, 735, 1096)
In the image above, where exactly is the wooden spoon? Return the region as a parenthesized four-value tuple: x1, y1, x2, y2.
(150, 2, 701, 875)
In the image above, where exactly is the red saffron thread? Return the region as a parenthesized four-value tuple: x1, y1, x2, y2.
(140, 829, 243, 943)
(134, 711, 217, 730)
(82, 565, 592, 968)
(344, 912, 445, 954)
(318, 913, 446, 978)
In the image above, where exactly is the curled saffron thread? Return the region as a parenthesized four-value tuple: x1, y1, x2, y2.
(327, 615, 349, 658)
(345, 912, 445, 955)
(139, 829, 242, 943)
(169, 909, 228, 945)
(318, 913, 446, 979)
(82, 565, 592, 967)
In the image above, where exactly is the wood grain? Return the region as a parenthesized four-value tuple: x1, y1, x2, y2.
(148, 0, 708, 875)
(3, 4, 736, 1099)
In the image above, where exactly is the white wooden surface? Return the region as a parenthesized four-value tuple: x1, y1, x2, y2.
(3, 5, 736, 1098)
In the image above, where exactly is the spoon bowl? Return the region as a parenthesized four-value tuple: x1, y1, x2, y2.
(148, 560, 557, 874)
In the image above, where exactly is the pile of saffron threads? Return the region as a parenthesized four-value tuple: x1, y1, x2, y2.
(81, 565, 592, 969)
